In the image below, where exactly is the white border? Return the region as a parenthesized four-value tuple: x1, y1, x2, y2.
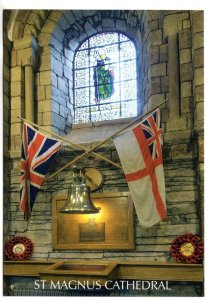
(1, 1, 217, 300)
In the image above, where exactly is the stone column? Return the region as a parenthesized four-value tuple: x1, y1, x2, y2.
(3, 15, 11, 249)
(191, 11, 204, 237)
(167, 33, 180, 118)
(197, 131, 204, 237)
(24, 64, 34, 122)
(163, 14, 187, 131)
(13, 37, 38, 122)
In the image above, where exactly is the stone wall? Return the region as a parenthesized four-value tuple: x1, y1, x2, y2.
(191, 11, 204, 235)
(3, 11, 11, 245)
(36, 10, 142, 135)
(140, 11, 168, 111)
(6, 10, 203, 263)
(8, 139, 199, 261)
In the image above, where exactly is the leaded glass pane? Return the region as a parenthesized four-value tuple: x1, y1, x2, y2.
(120, 60, 136, 81)
(89, 86, 96, 104)
(120, 33, 129, 42)
(74, 69, 89, 88)
(106, 82, 120, 101)
(74, 88, 89, 106)
(89, 33, 118, 48)
(89, 43, 119, 68)
(91, 108, 120, 122)
(74, 50, 89, 69)
(74, 107, 91, 123)
(80, 40, 88, 49)
(120, 41, 136, 61)
(121, 100, 137, 118)
(121, 80, 137, 100)
(73, 32, 137, 124)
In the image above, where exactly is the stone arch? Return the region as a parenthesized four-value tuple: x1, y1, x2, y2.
(8, 10, 166, 137)
(37, 10, 145, 135)
(8, 10, 51, 41)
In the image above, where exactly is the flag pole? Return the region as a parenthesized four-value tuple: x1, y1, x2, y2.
(44, 99, 168, 181)
(17, 116, 122, 170)
(87, 99, 168, 149)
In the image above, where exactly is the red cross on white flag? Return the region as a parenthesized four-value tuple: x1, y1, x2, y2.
(113, 108, 166, 227)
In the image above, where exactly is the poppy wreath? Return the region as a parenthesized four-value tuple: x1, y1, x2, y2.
(171, 233, 204, 263)
(4, 236, 34, 260)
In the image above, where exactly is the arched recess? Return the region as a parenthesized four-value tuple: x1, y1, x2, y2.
(8, 10, 164, 139)
(37, 10, 144, 135)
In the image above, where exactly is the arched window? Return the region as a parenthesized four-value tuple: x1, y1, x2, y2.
(73, 32, 137, 124)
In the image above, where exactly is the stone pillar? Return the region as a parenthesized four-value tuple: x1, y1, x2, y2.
(191, 11, 204, 237)
(168, 33, 180, 118)
(197, 131, 204, 237)
(163, 14, 187, 131)
(192, 10, 204, 132)
(3, 12, 11, 248)
(13, 37, 38, 122)
(24, 64, 34, 122)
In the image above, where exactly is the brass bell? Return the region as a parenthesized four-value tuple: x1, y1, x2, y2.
(59, 167, 100, 214)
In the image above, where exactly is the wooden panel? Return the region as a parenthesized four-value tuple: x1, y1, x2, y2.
(52, 192, 135, 250)
(117, 263, 203, 282)
(3, 261, 54, 277)
(3, 260, 203, 282)
(39, 261, 118, 285)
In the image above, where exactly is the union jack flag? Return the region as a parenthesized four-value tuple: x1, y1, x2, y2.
(141, 109, 163, 162)
(20, 123, 62, 220)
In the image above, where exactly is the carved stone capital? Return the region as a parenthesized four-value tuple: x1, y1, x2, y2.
(13, 36, 38, 50)
(163, 14, 184, 39)
(13, 37, 39, 70)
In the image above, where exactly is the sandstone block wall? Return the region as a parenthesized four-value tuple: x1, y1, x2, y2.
(3, 11, 11, 245)
(8, 140, 199, 261)
(191, 10, 204, 235)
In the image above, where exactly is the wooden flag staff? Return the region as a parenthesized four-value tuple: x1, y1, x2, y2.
(17, 117, 123, 171)
(43, 99, 168, 182)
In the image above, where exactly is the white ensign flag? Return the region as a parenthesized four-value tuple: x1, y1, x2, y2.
(113, 109, 166, 227)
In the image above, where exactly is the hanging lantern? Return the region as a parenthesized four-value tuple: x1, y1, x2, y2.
(59, 167, 100, 214)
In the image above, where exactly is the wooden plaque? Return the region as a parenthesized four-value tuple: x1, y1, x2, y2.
(52, 192, 135, 250)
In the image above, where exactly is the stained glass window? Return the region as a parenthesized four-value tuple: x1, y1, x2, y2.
(73, 32, 137, 123)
